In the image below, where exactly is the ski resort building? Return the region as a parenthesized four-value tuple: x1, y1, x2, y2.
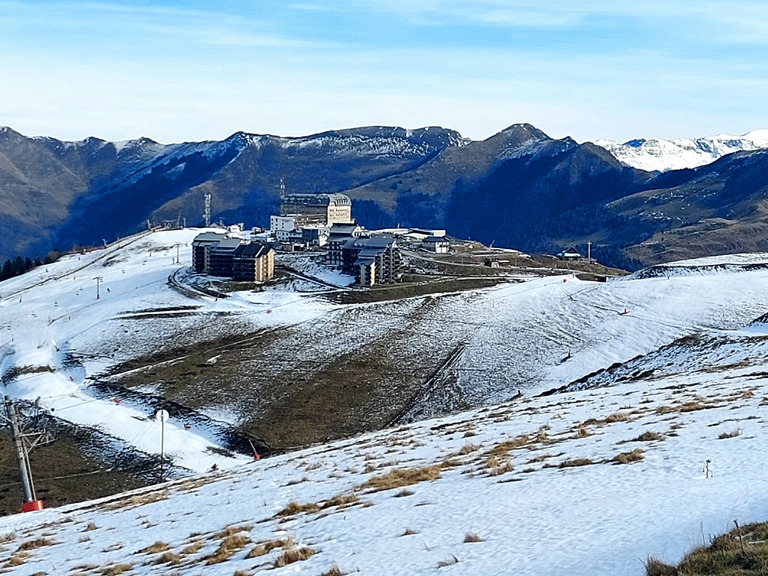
(232, 242, 274, 282)
(422, 236, 450, 253)
(326, 223, 367, 265)
(192, 231, 227, 273)
(341, 236, 402, 286)
(191, 232, 275, 283)
(280, 193, 353, 226)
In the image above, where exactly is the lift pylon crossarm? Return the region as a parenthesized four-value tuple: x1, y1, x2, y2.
(2, 396, 58, 512)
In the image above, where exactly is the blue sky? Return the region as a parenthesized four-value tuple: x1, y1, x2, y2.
(1, 1, 767, 143)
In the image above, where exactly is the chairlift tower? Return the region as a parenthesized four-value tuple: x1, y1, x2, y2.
(1, 396, 57, 512)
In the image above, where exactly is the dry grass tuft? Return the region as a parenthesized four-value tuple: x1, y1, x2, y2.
(273, 547, 316, 568)
(614, 449, 645, 464)
(486, 455, 513, 476)
(457, 443, 480, 455)
(395, 489, 414, 497)
(403, 528, 417, 536)
(437, 554, 460, 568)
(558, 458, 593, 469)
(575, 425, 591, 438)
(205, 534, 251, 565)
(320, 565, 345, 576)
(100, 564, 133, 576)
(6, 551, 29, 567)
(363, 465, 441, 492)
(605, 412, 631, 423)
(84, 522, 98, 532)
(718, 429, 741, 439)
(154, 551, 181, 565)
(17, 537, 57, 551)
(214, 525, 252, 539)
(140, 541, 170, 554)
(247, 537, 295, 558)
(104, 490, 168, 511)
(645, 557, 677, 576)
(464, 532, 483, 543)
(181, 541, 202, 556)
(277, 493, 360, 518)
(635, 431, 664, 442)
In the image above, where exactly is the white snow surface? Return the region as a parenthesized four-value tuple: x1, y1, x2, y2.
(4, 233, 768, 574)
(595, 129, 768, 171)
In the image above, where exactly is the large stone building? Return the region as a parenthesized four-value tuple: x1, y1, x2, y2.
(280, 193, 353, 226)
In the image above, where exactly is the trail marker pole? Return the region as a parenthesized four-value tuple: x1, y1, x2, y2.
(156, 409, 169, 482)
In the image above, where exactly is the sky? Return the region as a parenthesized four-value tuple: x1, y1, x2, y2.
(1, 0, 767, 144)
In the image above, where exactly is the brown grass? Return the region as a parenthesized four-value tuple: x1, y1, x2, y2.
(320, 566, 344, 576)
(181, 541, 202, 556)
(645, 557, 678, 576)
(100, 564, 133, 576)
(403, 528, 417, 536)
(363, 465, 441, 492)
(277, 493, 360, 518)
(614, 449, 645, 464)
(6, 551, 29, 567)
(104, 490, 168, 511)
(214, 525, 252, 539)
(273, 547, 316, 567)
(486, 455, 513, 476)
(718, 429, 741, 439)
(457, 443, 479, 455)
(464, 532, 483, 543)
(154, 551, 181, 565)
(558, 458, 593, 469)
(140, 541, 170, 554)
(84, 522, 98, 532)
(206, 534, 251, 565)
(247, 537, 295, 558)
(17, 537, 58, 551)
(575, 425, 591, 438)
(635, 431, 664, 442)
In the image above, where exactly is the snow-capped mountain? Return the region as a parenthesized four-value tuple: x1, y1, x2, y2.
(595, 129, 768, 172)
(3, 241, 768, 574)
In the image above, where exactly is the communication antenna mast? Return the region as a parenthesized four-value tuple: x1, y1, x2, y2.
(1, 396, 58, 512)
(204, 193, 212, 227)
(279, 178, 285, 200)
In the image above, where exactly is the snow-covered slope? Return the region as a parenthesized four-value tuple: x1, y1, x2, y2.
(595, 129, 768, 172)
(4, 233, 768, 573)
(2, 317, 768, 575)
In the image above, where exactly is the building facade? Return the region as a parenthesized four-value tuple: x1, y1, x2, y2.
(341, 236, 402, 286)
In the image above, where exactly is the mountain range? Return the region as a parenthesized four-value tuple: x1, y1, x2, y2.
(2, 124, 768, 269)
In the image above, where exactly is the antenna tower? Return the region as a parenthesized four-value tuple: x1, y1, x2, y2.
(204, 193, 212, 227)
(1, 396, 58, 512)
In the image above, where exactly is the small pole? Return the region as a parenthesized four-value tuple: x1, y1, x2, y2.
(156, 409, 169, 482)
(176, 244, 180, 264)
(93, 276, 102, 299)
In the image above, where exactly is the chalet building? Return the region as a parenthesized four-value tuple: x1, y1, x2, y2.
(232, 242, 274, 282)
(557, 247, 582, 261)
(422, 236, 450, 253)
(341, 236, 402, 286)
(326, 223, 366, 265)
(192, 231, 227, 273)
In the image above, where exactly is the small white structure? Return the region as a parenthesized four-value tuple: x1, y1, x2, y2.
(270, 215, 297, 242)
(422, 236, 450, 254)
(557, 247, 582, 261)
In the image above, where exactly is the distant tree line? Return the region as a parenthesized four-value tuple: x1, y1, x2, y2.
(0, 250, 62, 282)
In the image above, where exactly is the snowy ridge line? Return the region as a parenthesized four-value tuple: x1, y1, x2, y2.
(627, 261, 768, 280)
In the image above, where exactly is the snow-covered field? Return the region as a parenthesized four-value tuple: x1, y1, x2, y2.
(1, 318, 768, 575)
(3, 230, 768, 575)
